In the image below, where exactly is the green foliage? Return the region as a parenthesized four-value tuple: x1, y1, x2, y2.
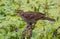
(0, 0, 60, 39)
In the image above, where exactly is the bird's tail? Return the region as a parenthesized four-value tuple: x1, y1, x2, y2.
(42, 17, 55, 21)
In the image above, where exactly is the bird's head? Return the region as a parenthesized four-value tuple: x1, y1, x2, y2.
(16, 10, 24, 15)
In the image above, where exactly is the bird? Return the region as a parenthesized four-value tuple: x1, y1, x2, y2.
(16, 10, 55, 24)
(16, 10, 55, 39)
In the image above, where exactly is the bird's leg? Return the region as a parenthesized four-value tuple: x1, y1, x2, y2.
(21, 25, 29, 39)
(21, 28, 26, 39)
(27, 24, 32, 39)
(26, 22, 37, 39)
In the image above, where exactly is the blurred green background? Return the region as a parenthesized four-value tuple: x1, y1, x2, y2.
(0, 0, 60, 39)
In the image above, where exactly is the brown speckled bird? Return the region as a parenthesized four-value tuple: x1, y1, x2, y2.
(16, 10, 55, 39)
(16, 10, 55, 24)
